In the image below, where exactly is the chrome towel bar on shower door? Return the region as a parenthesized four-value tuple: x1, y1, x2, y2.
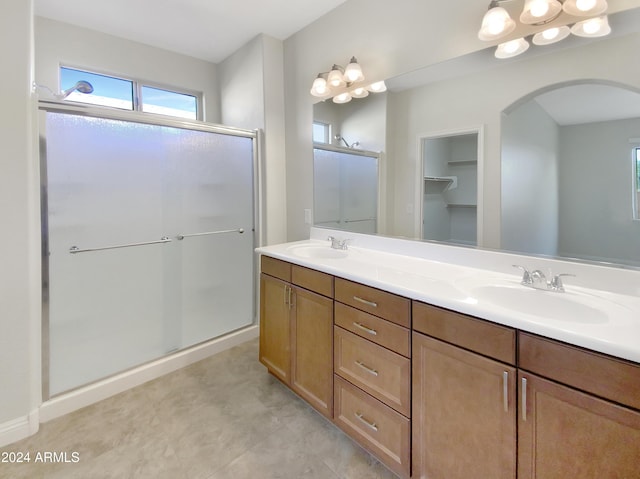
(69, 237, 172, 254)
(176, 228, 245, 240)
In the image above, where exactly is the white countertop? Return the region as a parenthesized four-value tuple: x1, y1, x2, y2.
(257, 230, 640, 364)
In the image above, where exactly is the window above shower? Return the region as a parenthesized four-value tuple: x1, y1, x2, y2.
(60, 66, 201, 120)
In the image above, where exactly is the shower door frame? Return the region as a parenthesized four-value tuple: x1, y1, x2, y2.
(38, 100, 262, 401)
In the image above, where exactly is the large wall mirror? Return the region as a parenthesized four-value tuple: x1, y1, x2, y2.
(312, 7, 640, 269)
(502, 82, 640, 267)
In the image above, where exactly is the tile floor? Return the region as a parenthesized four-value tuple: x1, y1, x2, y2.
(0, 339, 397, 479)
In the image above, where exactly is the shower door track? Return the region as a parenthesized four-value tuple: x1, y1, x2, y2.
(39, 101, 261, 401)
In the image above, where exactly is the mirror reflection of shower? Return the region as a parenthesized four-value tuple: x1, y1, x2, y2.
(32, 80, 94, 100)
(334, 134, 360, 149)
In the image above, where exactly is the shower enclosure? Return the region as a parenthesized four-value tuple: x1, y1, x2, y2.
(40, 103, 257, 397)
(313, 145, 379, 234)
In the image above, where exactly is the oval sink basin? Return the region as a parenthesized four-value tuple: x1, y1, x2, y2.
(287, 244, 348, 259)
(469, 284, 609, 324)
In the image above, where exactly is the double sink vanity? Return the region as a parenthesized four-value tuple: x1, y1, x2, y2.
(256, 228, 640, 478)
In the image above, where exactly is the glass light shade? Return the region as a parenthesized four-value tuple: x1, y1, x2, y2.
(478, 7, 516, 41)
(562, 0, 607, 16)
(344, 57, 364, 83)
(351, 87, 369, 99)
(367, 81, 387, 93)
(327, 67, 346, 88)
(332, 92, 352, 104)
(532, 25, 571, 45)
(571, 15, 611, 37)
(495, 38, 530, 59)
(310, 76, 330, 97)
(520, 0, 562, 24)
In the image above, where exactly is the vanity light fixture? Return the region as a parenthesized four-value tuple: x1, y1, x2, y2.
(478, 0, 610, 59)
(310, 57, 386, 104)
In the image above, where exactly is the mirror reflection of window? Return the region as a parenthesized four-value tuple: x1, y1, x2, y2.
(313, 121, 331, 144)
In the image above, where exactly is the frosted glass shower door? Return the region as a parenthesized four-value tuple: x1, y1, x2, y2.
(313, 147, 378, 234)
(44, 111, 255, 396)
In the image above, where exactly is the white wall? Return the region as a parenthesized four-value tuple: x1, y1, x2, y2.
(35, 17, 221, 123)
(502, 100, 559, 255)
(558, 118, 640, 265)
(0, 0, 41, 445)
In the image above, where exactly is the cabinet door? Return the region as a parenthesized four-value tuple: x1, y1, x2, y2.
(259, 273, 291, 384)
(291, 286, 334, 418)
(412, 332, 516, 479)
(518, 372, 640, 479)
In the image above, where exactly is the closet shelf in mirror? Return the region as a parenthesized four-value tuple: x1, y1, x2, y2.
(447, 159, 477, 165)
(424, 176, 457, 192)
(446, 204, 477, 208)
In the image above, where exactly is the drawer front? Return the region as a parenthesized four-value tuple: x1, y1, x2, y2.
(413, 301, 516, 365)
(334, 375, 410, 478)
(334, 326, 410, 416)
(519, 332, 640, 411)
(292, 264, 333, 298)
(335, 302, 410, 357)
(335, 278, 410, 328)
(261, 255, 291, 282)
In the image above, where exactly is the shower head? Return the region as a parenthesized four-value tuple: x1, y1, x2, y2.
(58, 81, 94, 99)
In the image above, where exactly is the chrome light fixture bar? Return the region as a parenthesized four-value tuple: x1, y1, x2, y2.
(309, 57, 386, 104)
(478, 0, 610, 59)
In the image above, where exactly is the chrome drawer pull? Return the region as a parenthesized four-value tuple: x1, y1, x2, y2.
(503, 371, 509, 413)
(353, 322, 377, 336)
(355, 360, 379, 377)
(355, 412, 378, 432)
(353, 296, 378, 308)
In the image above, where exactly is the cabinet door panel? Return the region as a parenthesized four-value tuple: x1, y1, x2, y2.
(259, 274, 291, 383)
(518, 372, 640, 479)
(291, 286, 334, 418)
(412, 332, 516, 479)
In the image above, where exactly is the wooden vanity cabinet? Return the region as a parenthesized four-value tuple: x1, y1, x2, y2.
(333, 278, 412, 478)
(259, 256, 334, 418)
(518, 333, 640, 479)
(412, 302, 517, 479)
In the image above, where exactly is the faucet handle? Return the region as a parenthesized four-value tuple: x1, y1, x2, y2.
(549, 273, 575, 292)
(513, 265, 533, 285)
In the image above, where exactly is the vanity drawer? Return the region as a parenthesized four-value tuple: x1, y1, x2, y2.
(335, 302, 410, 357)
(519, 332, 640, 411)
(292, 264, 333, 298)
(334, 326, 410, 416)
(413, 301, 516, 365)
(334, 375, 410, 478)
(335, 278, 410, 328)
(260, 255, 291, 282)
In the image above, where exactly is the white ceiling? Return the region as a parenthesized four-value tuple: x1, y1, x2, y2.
(534, 84, 640, 125)
(33, 0, 348, 63)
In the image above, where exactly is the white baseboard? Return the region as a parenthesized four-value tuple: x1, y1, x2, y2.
(0, 410, 39, 448)
(39, 325, 259, 423)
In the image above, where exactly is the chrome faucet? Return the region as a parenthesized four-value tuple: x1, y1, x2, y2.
(328, 236, 351, 250)
(513, 265, 575, 292)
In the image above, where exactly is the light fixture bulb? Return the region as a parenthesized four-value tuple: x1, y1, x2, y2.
(332, 92, 352, 104)
(351, 87, 369, 99)
(562, 0, 607, 16)
(310, 76, 329, 97)
(520, 0, 562, 24)
(343, 57, 364, 83)
(367, 81, 387, 93)
(495, 38, 530, 59)
(478, 6, 515, 41)
(533, 25, 571, 45)
(571, 15, 611, 37)
(576, 0, 597, 11)
(327, 66, 346, 88)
